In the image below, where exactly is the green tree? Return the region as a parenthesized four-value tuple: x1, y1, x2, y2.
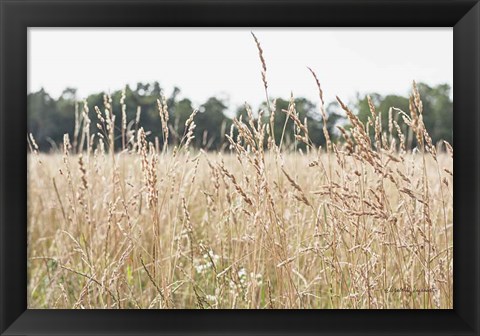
(236, 97, 343, 149)
(196, 97, 232, 150)
(416, 83, 453, 145)
(170, 98, 195, 145)
(28, 88, 75, 151)
(354, 83, 452, 148)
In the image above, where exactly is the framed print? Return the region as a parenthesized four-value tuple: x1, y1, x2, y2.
(1, 0, 479, 335)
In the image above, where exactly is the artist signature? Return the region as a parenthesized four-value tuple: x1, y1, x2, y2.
(384, 286, 437, 294)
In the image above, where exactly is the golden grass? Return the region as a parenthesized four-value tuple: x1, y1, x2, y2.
(27, 35, 453, 309)
(27, 131, 453, 308)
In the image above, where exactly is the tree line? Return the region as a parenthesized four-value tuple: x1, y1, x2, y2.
(27, 81, 452, 152)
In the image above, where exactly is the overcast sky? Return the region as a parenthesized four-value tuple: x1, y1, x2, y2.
(28, 28, 453, 115)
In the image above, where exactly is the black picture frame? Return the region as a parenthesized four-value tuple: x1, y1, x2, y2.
(1, 0, 479, 335)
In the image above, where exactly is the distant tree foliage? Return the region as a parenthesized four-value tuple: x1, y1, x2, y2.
(354, 83, 453, 147)
(27, 81, 453, 152)
(236, 97, 343, 151)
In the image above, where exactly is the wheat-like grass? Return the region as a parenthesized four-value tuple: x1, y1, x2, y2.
(27, 35, 453, 309)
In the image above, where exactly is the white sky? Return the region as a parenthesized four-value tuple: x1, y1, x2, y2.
(28, 28, 453, 115)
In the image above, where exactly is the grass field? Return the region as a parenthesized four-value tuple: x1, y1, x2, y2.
(27, 84, 453, 309)
(27, 33, 452, 309)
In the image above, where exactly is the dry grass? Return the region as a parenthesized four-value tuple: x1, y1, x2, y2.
(27, 36, 453, 309)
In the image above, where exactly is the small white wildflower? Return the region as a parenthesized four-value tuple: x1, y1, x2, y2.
(238, 267, 247, 285)
(206, 295, 216, 302)
(249, 272, 263, 286)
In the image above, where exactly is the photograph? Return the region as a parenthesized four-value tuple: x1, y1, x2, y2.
(27, 27, 453, 309)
